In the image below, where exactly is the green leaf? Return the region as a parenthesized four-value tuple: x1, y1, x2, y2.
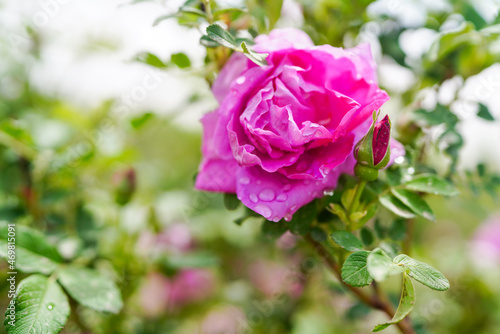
(223, 193, 240, 211)
(130, 112, 154, 129)
(427, 22, 475, 61)
(403, 174, 458, 196)
(389, 219, 407, 241)
(153, 14, 174, 26)
(0, 222, 62, 275)
(170, 52, 191, 68)
(133, 52, 167, 69)
(206, 24, 238, 49)
(163, 252, 219, 269)
(341, 251, 373, 287)
(261, 219, 288, 238)
(393, 254, 450, 291)
(57, 266, 123, 313)
(379, 194, 416, 219)
(414, 104, 459, 127)
(200, 35, 220, 48)
(373, 273, 415, 332)
(391, 189, 435, 221)
(367, 248, 403, 282)
(4, 275, 70, 334)
(240, 41, 269, 66)
(331, 231, 363, 252)
(361, 227, 375, 247)
(477, 103, 495, 121)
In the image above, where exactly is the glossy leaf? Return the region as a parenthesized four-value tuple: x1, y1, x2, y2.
(58, 266, 123, 313)
(403, 174, 458, 196)
(379, 194, 416, 219)
(4, 275, 70, 334)
(373, 273, 415, 332)
(331, 231, 363, 252)
(240, 41, 269, 66)
(367, 248, 403, 282)
(393, 254, 450, 291)
(0, 223, 62, 275)
(206, 24, 238, 49)
(341, 251, 373, 287)
(391, 189, 435, 221)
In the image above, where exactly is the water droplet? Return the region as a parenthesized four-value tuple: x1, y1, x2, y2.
(47, 303, 54, 311)
(255, 204, 272, 218)
(276, 194, 287, 202)
(249, 193, 258, 203)
(314, 130, 323, 137)
(239, 176, 250, 184)
(284, 213, 293, 221)
(395, 156, 405, 164)
(290, 205, 297, 212)
(312, 191, 319, 197)
(407, 167, 415, 175)
(236, 76, 246, 85)
(323, 190, 334, 196)
(272, 217, 280, 222)
(283, 184, 292, 192)
(259, 189, 275, 202)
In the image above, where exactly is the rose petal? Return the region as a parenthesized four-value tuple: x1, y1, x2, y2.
(236, 165, 343, 221)
(195, 111, 238, 192)
(253, 28, 314, 53)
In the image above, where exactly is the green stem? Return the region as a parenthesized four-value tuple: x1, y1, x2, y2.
(203, 0, 214, 24)
(348, 181, 366, 214)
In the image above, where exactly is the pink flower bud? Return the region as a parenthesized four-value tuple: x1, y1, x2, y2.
(372, 115, 391, 166)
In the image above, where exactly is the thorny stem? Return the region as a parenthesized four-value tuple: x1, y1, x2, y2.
(305, 235, 416, 334)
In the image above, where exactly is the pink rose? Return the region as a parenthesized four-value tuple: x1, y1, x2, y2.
(168, 269, 215, 307)
(195, 28, 391, 221)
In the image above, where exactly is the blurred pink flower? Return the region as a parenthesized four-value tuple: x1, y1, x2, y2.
(136, 223, 193, 255)
(168, 269, 216, 308)
(249, 260, 303, 299)
(156, 223, 193, 253)
(201, 306, 246, 334)
(138, 272, 171, 317)
(471, 215, 500, 266)
(276, 231, 299, 250)
(139, 268, 215, 315)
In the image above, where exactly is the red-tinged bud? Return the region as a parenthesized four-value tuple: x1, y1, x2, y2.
(354, 112, 392, 181)
(372, 115, 391, 166)
(113, 168, 136, 205)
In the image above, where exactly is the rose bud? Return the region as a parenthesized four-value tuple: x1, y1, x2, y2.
(113, 168, 136, 205)
(354, 113, 391, 181)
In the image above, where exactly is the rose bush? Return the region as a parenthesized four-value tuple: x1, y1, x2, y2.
(195, 28, 400, 221)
